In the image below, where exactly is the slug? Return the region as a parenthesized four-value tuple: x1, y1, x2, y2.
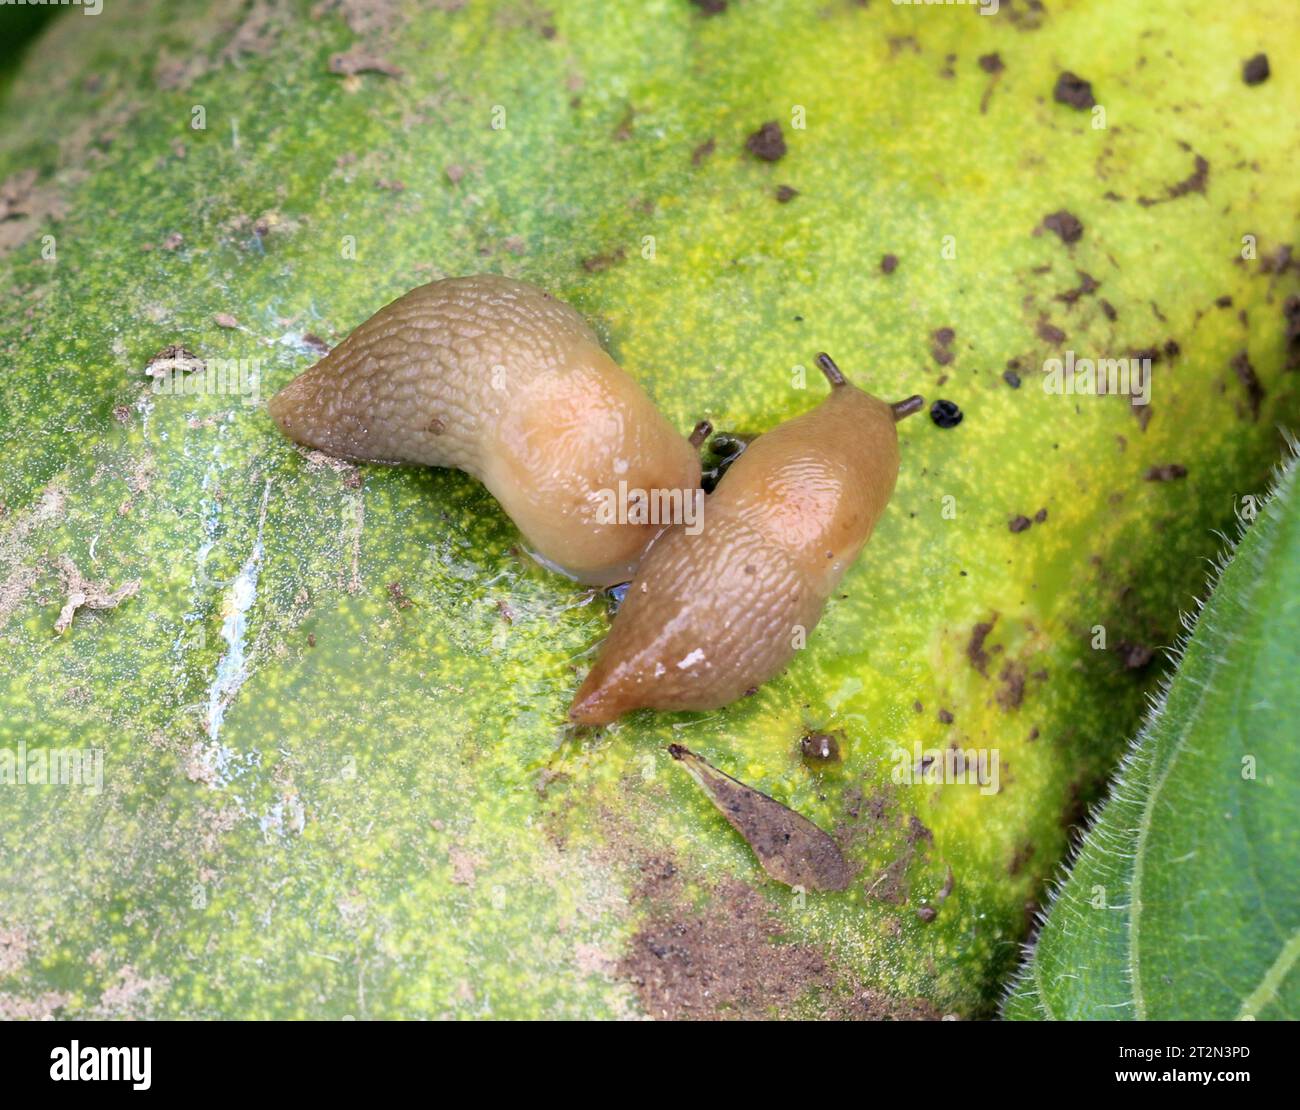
(568, 353, 923, 724)
(268, 275, 705, 586)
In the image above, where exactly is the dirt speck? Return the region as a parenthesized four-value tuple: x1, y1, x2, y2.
(1138, 152, 1209, 207)
(1144, 463, 1187, 481)
(1040, 209, 1083, 245)
(997, 662, 1027, 710)
(1117, 642, 1154, 670)
(967, 620, 996, 676)
(800, 731, 841, 763)
(328, 51, 402, 77)
(690, 137, 715, 166)
(1009, 515, 1032, 533)
(618, 871, 939, 1021)
(1037, 318, 1067, 345)
(581, 247, 626, 273)
(1242, 53, 1270, 86)
(53, 556, 139, 636)
(881, 253, 899, 274)
(745, 120, 787, 162)
(1053, 71, 1095, 110)
(775, 184, 799, 203)
(1230, 350, 1264, 420)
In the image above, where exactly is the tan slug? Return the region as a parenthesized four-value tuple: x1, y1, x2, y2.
(268, 275, 705, 586)
(569, 354, 923, 724)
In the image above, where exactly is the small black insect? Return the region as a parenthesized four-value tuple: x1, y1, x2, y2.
(930, 399, 964, 428)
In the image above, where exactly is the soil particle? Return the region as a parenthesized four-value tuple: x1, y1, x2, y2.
(1138, 153, 1209, 207)
(929, 399, 962, 428)
(745, 120, 787, 162)
(690, 0, 728, 13)
(1144, 463, 1187, 481)
(1036, 319, 1066, 345)
(1242, 53, 1270, 85)
(1229, 350, 1264, 420)
(967, 620, 995, 676)
(145, 345, 203, 378)
(979, 52, 1005, 74)
(881, 253, 899, 274)
(1008, 842, 1036, 877)
(328, 51, 402, 77)
(1285, 295, 1300, 368)
(1056, 270, 1099, 306)
(0, 168, 67, 256)
(1100, 298, 1118, 321)
(997, 662, 1027, 710)
(1053, 71, 1096, 110)
(1117, 642, 1154, 670)
(1034, 508, 1048, 523)
(1003, 368, 1022, 388)
(668, 745, 853, 891)
(907, 815, 933, 846)
(937, 708, 954, 725)
(53, 556, 140, 636)
(1009, 515, 1032, 533)
(618, 873, 938, 1021)
(386, 581, 413, 609)
(213, 313, 239, 329)
(800, 731, 842, 764)
(1040, 209, 1083, 245)
(690, 137, 715, 166)
(931, 327, 956, 365)
(775, 184, 799, 203)
(581, 247, 626, 272)
(915, 905, 937, 923)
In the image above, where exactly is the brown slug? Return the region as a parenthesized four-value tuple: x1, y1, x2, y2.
(268, 275, 705, 586)
(568, 354, 923, 724)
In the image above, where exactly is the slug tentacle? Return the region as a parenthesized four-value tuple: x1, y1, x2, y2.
(268, 275, 702, 586)
(569, 354, 921, 724)
(890, 394, 926, 421)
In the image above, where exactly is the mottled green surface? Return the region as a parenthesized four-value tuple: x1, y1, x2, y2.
(0, 0, 1297, 1018)
(1005, 452, 1299, 1020)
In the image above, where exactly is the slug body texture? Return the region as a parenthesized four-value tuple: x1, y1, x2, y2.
(569, 359, 918, 724)
(268, 276, 701, 586)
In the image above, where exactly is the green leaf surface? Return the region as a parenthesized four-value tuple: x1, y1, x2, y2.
(0, 0, 1297, 1018)
(1005, 449, 1300, 1020)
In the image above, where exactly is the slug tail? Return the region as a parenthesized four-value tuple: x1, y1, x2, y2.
(567, 666, 635, 726)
